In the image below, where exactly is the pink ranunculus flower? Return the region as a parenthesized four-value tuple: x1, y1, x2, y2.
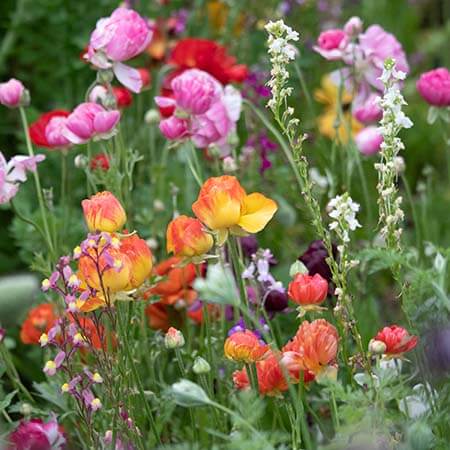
(86, 8, 152, 93)
(159, 116, 189, 140)
(416, 68, 450, 107)
(343, 16, 363, 36)
(171, 69, 221, 115)
(0, 78, 26, 108)
(45, 117, 71, 149)
(0, 152, 46, 204)
(62, 103, 120, 144)
(313, 29, 347, 61)
(358, 25, 409, 91)
(353, 93, 382, 124)
(8, 416, 66, 449)
(355, 126, 383, 155)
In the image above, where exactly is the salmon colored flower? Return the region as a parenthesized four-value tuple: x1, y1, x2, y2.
(120, 234, 153, 290)
(373, 325, 418, 357)
(145, 257, 198, 305)
(288, 273, 328, 310)
(192, 176, 277, 241)
(20, 304, 58, 345)
(224, 330, 268, 363)
(282, 319, 339, 376)
(167, 215, 214, 258)
(82, 191, 127, 233)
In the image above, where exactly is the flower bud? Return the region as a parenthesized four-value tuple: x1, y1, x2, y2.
(164, 327, 185, 349)
(74, 154, 89, 169)
(0, 78, 27, 108)
(344, 16, 363, 36)
(193, 356, 211, 374)
(368, 339, 387, 355)
(145, 109, 160, 124)
(288, 273, 328, 306)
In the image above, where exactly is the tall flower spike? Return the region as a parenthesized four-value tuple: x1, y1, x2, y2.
(375, 58, 413, 252)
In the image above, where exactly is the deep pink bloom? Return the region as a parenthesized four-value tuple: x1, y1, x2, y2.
(416, 68, 450, 107)
(45, 117, 71, 149)
(314, 29, 347, 61)
(159, 116, 189, 140)
(0, 78, 25, 108)
(353, 93, 382, 123)
(8, 416, 66, 449)
(355, 126, 383, 155)
(62, 103, 120, 144)
(86, 8, 152, 93)
(0, 152, 45, 204)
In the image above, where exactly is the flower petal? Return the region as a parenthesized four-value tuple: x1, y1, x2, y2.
(238, 193, 278, 233)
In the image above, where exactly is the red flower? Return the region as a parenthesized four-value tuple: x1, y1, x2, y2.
(288, 273, 328, 307)
(168, 38, 248, 85)
(112, 86, 133, 108)
(373, 325, 418, 356)
(20, 303, 58, 345)
(90, 153, 110, 171)
(137, 68, 152, 88)
(29, 110, 70, 148)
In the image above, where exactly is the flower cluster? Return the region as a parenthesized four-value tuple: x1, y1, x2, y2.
(375, 58, 413, 250)
(327, 193, 361, 243)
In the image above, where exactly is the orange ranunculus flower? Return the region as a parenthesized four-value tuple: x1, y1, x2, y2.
(167, 215, 214, 258)
(288, 273, 328, 308)
(145, 257, 198, 305)
(82, 191, 127, 233)
(78, 245, 131, 296)
(282, 319, 339, 376)
(192, 176, 277, 240)
(224, 330, 268, 363)
(20, 304, 58, 345)
(120, 234, 153, 290)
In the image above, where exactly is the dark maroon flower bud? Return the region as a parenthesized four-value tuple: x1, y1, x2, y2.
(264, 289, 288, 312)
(240, 236, 258, 258)
(298, 240, 336, 283)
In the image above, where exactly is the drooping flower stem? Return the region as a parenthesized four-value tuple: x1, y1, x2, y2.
(19, 107, 55, 259)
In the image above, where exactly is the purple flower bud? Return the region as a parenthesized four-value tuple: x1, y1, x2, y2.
(240, 236, 258, 258)
(298, 240, 336, 285)
(264, 289, 289, 312)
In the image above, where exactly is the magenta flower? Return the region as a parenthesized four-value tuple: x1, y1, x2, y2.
(86, 8, 152, 93)
(45, 116, 71, 149)
(159, 116, 189, 140)
(8, 416, 66, 449)
(355, 126, 383, 155)
(353, 93, 382, 123)
(0, 78, 26, 108)
(62, 103, 120, 144)
(314, 29, 347, 61)
(416, 68, 450, 107)
(0, 152, 45, 204)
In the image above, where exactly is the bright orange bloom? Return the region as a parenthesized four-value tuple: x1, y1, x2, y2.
(145, 257, 198, 305)
(78, 246, 131, 295)
(82, 191, 127, 233)
(192, 176, 277, 239)
(288, 273, 328, 307)
(69, 315, 110, 350)
(166, 215, 213, 257)
(282, 319, 339, 375)
(373, 325, 418, 357)
(20, 304, 58, 345)
(120, 234, 153, 290)
(224, 330, 268, 363)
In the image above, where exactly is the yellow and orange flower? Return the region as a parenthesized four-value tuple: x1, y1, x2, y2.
(282, 319, 339, 376)
(82, 191, 127, 233)
(166, 215, 213, 258)
(20, 303, 58, 345)
(120, 234, 153, 290)
(224, 330, 268, 363)
(192, 176, 277, 242)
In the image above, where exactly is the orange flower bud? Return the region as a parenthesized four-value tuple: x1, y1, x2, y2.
(166, 215, 213, 257)
(192, 176, 277, 237)
(120, 234, 153, 290)
(282, 319, 339, 375)
(82, 191, 126, 232)
(373, 325, 418, 357)
(224, 330, 268, 363)
(288, 273, 328, 306)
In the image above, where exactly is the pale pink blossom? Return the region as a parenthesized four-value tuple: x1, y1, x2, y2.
(416, 68, 450, 107)
(86, 8, 152, 93)
(343, 16, 363, 36)
(355, 126, 383, 155)
(353, 93, 382, 123)
(0, 152, 45, 204)
(45, 117, 71, 149)
(62, 102, 120, 144)
(0, 78, 26, 108)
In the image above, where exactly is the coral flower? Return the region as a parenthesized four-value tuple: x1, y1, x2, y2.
(373, 325, 418, 357)
(166, 215, 214, 258)
(282, 319, 339, 376)
(29, 110, 71, 149)
(169, 38, 248, 85)
(20, 304, 58, 345)
(145, 257, 198, 305)
(82, 191, 127, 233)
(120, 234, 153, 290)
(224, 330, 268, 363)
(288, 273, 328, 307)
(192, 176, 277, 241)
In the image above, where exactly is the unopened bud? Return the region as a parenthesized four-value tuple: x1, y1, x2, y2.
(193, 356, 211, 374)
(164, 327, 185, 349)
(368, 339, 387, 355)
